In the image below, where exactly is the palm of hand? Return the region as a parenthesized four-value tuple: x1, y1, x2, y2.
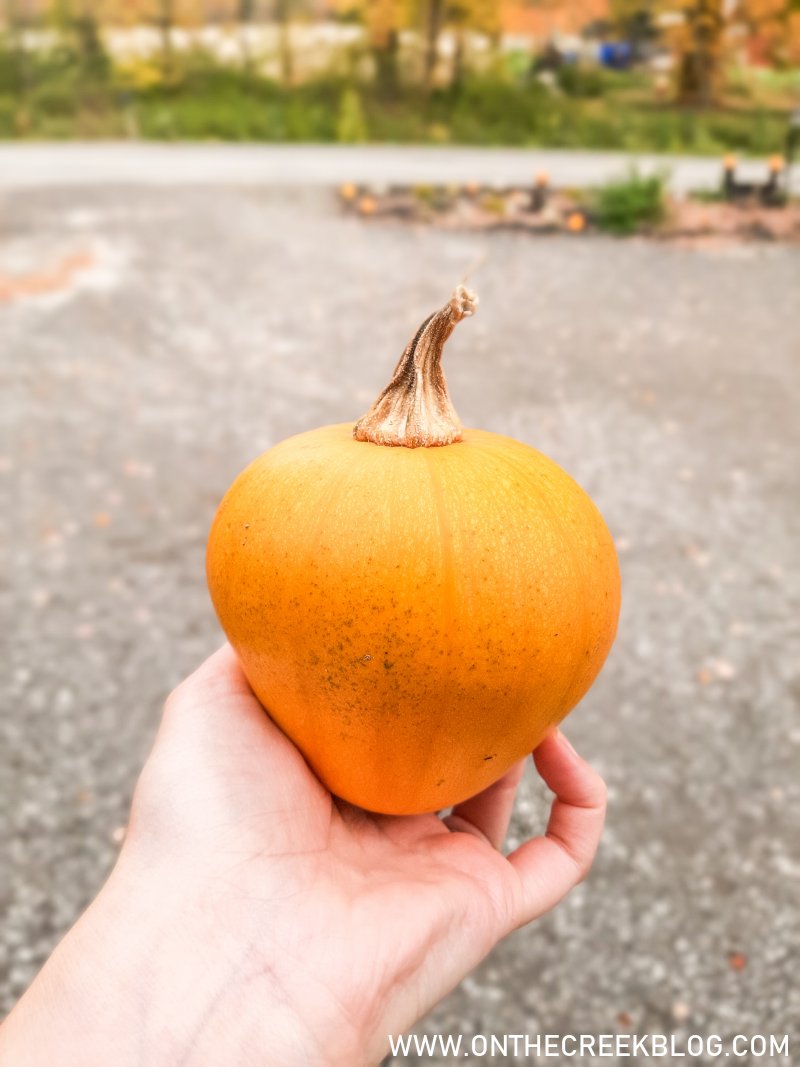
(122, 646, 606, 1066)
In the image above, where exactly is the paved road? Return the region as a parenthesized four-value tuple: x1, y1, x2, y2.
(1, 142, 798, 195)
(1, 185, 799, 1063)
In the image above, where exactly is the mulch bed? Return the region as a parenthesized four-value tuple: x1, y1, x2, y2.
(339, 182, 800, 244)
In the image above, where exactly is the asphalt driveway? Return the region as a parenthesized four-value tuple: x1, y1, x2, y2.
(1, 182, 798, 1063)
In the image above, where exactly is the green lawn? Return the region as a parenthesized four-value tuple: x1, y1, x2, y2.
(0, 44, 794, 156)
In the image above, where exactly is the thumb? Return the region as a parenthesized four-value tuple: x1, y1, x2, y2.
(156, 643, 305, 778)
(126, 645, 327, 852)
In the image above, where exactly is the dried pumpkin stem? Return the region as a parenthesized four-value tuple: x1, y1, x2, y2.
(353, 285, 478, 448)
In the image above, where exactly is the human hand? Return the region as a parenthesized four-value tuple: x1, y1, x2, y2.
(1, 645, 607, 1067)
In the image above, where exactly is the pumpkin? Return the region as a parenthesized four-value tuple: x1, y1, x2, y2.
(206, 287, 620, 815)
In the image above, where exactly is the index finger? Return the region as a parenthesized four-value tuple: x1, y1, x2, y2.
(505, 730, 607, 928)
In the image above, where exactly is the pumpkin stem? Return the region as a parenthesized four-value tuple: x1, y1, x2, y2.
(353, 285, 478, 448)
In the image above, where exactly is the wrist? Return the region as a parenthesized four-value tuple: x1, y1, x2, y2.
(0, 853, 369, 1067)
(0, 860, 155, 1066)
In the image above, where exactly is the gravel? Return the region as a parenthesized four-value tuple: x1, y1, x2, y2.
(1, 185, 798, 1063)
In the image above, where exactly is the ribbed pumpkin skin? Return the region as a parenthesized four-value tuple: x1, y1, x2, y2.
(206, 423, 620, 815)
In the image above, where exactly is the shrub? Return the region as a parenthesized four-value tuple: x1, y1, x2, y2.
(0, 37, 791, 155)
(556, 64, 606, 99)
(593, 169, 667, 234)
(336, 86, 368, 142)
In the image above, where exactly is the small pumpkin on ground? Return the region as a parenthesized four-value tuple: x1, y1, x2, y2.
(207, 287, 620, 815)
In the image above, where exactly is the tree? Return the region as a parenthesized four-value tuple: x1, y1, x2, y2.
(417, 0, 499, 91)
(237, 0, 256, 71)
(664, 0, 727, 107)
(662, 0, 800, 104)
(738, 0, 800, 66)
(363, 0, 402, 93)
(447, 0, 499, 86)
(2, 0, 31, 106)
(274, 0, 293, 83)
(47, 0, 112, 82)
(423, 0, 443, 88)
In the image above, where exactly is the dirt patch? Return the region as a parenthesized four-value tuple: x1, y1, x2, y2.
(0, 249, 95, 303)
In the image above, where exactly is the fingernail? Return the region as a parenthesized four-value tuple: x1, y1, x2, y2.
(556, 728, 578, 757)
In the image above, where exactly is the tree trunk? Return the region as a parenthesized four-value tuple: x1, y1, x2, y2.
(676, 0, 723, 108)
(452, 26, 465, 88)
(3, 0, 30, 106)
(424, 0, 443, 91)
(158, 0, 174, 80)
(373, 28, 399, 96)
(275, 0, 293, 85)
(239, 0, 255, 73)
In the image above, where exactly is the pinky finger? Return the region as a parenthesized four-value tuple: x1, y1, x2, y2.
(506, 730, 607, 928)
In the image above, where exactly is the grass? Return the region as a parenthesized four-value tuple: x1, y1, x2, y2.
(0, 39, 795, 156)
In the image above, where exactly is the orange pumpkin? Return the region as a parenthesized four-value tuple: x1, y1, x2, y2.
(207, 287, 620, 814)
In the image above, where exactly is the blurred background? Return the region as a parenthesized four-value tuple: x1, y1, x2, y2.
(1, 0, 799, 1064)
(0, 0, 797, 148)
